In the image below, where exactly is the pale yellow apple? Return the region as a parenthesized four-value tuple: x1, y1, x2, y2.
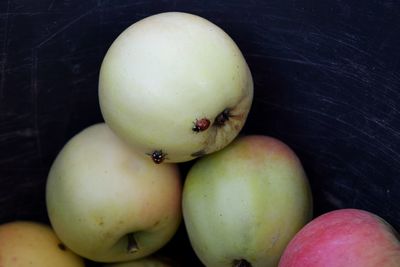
(182, 135, 313, 267)
(46, 123, 182, 263)
(0, 221, 84, 267)
(104, 256, 173, 267)
(99, 12, 253, 163)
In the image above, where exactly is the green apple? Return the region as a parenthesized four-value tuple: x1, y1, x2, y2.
(0, 221, 85, 267)
(104, 256, 173, 267)
(182, 135, 313, 267)
(99, 12, 253, 164)
(46, 123, 182, 263)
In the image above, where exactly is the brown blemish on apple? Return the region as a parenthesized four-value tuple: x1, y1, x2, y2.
(192, 94, 251, 159)
(212, 105, 246, 133)
(94, 216, 104, 226)
(213, 108, 231, 127)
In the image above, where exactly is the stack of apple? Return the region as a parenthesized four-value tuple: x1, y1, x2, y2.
(1, 12, 399, 267)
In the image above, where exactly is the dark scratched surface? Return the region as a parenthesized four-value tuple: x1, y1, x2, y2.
(1, 0, 400, 266)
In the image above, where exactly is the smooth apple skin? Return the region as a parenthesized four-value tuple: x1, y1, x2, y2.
(99, 12, 253, 163)
(278, 208, 400, 267)
(0, 221, 85, 267)
(46, 123, 182, 263)
(182, 135, 313, 267)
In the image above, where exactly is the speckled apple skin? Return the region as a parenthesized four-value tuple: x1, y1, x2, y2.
(279, 208, 400, 267)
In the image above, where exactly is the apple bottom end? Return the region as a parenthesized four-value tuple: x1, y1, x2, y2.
(233, 259, 252, 267)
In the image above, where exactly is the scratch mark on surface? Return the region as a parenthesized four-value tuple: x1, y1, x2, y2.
(260, 97, 400, 166)
(36, 8, 94, 48)
(0, 0, 11, 99)
(252, 53, 329, 68)
(30, 48, 43, 165)
(0, 12, 57, 17)
(48, 0, 56, 10)
(323, 190, 345, 208)
(309, 31, 372, 58)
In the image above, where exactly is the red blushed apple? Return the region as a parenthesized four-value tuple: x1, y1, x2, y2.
(182, 135, 313, 267)
(278, 208, 400, 267)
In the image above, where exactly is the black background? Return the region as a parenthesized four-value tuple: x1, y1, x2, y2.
(1, 0, 399, 266)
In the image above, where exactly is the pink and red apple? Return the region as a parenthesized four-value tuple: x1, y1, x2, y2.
(279, 208, 400, 267)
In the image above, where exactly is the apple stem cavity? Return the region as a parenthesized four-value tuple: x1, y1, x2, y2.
(233, 259, 252, 267)
(127, 233, 139, 254)
(214, 108, 231, 127)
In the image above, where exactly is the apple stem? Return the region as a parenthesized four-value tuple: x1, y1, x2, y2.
(233, 259, 252, 267)
(127, 233, 139, 254)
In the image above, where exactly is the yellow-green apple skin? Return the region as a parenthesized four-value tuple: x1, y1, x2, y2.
(0, 221, 85, 267)
(104, 256, 173, 267)
(46, 123, 182, 263)
(182, 135, 313, 267)
(98, 12, 253, 163)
